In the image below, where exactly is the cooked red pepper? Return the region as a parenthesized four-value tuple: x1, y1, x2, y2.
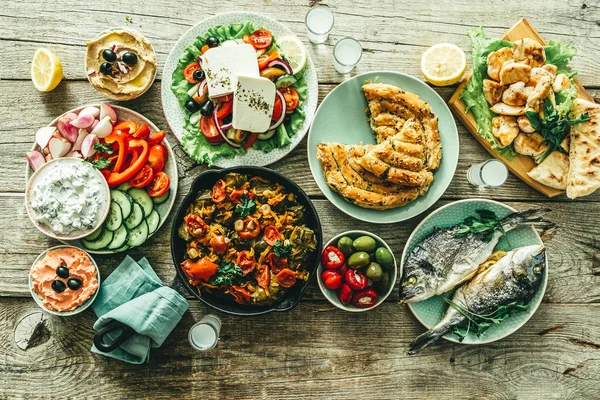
(180, 257, 218, 284)
(267, 252, 288, 274)
(263, 226, 281, 246)
(104, 130, 129, 173)
(274, 268, 296, 288)
(185, 215, 208, 238)
(345, 269, 368, 291)
(321, 270, 342, 290)
(351, 288, 379, 308)
(238, 216, 261, 240)
(237, 251, 256, 276)
(105, 139, 149, 187)
(229, 285, 251, 304)
(338, 283, 353, 306)
(212, 179, 227, 203)
(322, 246, 345, 269)
(255, 263, 270, 289)
(229, 189, 254, 204)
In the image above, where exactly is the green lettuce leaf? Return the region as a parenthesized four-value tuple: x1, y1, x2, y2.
(545, 40, 577, 77)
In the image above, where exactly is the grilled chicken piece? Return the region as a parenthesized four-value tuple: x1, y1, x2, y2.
(527, 67, 555, 87)
(486, 47, 514, 81)
(542, 64, 558, 76)
(517, 115, 535, 133)
(513, 132, 548, 157)
(513, 38, 546, 67)
(553, 74, 571, 92)
(499, 61, 532, 85)
(502, 82, 533, 106)
(492, 116, 519, 147)
(527, 75, 552, 112)
(483, 79, 505, 105)
(491, 102, 526, 116)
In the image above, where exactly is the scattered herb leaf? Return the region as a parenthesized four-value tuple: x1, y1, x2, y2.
(93, 142, 114, 155)
(453, 210, 505, 242)
(235, 194, 256, 218)
(90, 157, 111, 169)
(211, 260, 243, 286)
(273, 240, 292, 258)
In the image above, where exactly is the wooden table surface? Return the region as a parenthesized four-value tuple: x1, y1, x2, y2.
(1, 1, 600, 399)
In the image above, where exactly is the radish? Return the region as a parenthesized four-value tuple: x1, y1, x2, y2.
(56, 117, 79, 143)
(91, 119, 99, 130)
(90, 116, 112, 138)
(100, 103, 117, 124)
(78, 106, 100, 118)
(45, 153, 53, 162)
(35, 127, 58, 149)
(65, 112, 78, 120)
(26, 151, 46, 171)
(71, 113, 95, 129)
(48, 137, 72, 159)
(73, 129, 88, 151)
(65, 150, 83, 158)
(81, 134, 99, 158)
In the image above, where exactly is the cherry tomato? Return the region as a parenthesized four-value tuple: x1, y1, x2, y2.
(263, 226, 281, 246)
(281, 87, 299, 111)
(322, 270, 342, 290)
(210, 235, 229, 255)
(272, 96, 283, 121)
(148, 144, 166, 173)
(229, 285, 251, 304)
(237, 251, 256, 276)
(184, 214, 208, 238)
(255, 264, 270, 289)
(338, 283, 353, 306)
(345, 269, 368, 291)
(147, 171, 170, 198)
(267, 253, 288, 274)
(238, 216, 260, 240)
(274, 268, 296, 288)
(200, 115, 224, 144)
(216, 99, 233, 119)
(249, 29, 273, 49)
(128, 164, 154, 188)
(147, 130, 166, 146)
(184, 62, 201, 84)
(212, 179, 227, 203)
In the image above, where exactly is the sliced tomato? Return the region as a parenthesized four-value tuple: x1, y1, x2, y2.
(275, 268, 296, 288)
(113, 121, 138, 135)
(237, 251, 257, 276)
(200, 116, 224, 144)
(212, 179, 227, 203)
(147, 171, 170, 198)
(128, 164, 154, 188)
(250, 29, 273, 49)
(148, 144, 166, 173)
(216, 95, 231, 102)
(216, 99, 233, 119)
(132, 123, 150, 140)
(272, 96, 283, 121)
(243, 133, 258, 150)
(147, 130, 166, 146)
(263, 226, 281, 246)
(267, 253, 288, 275)
(281, 87, 299, 111)
(255, 264, 270, 289)
(238, 216, 260, 240)
(184, 62, 201, 84)
(257, 53, 271, 70)
(210, 235, 229, 255)
(229, 285, 251, 304)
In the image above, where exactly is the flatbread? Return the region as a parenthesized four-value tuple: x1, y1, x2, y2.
(528, 151, 569, 190)
(567, 99, 600, 199)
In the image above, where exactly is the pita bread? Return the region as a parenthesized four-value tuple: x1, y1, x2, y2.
(567, 99, 600, 199)
(528, 151, 569, 190)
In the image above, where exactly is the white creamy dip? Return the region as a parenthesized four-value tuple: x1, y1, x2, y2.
(29, 159, 107, 235)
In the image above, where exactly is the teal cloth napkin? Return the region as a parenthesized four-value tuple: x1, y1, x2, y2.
(91, 256, 189, 364)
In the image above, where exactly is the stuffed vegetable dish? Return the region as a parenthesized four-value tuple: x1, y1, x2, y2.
(177, 172, 318, 305)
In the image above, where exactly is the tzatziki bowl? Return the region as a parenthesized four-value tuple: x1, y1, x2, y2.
(25, 158, 111, 241)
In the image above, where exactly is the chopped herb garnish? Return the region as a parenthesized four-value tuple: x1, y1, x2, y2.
(93, 142, 114, 155)
(453, 210, 505, 242)
(273, 240, 292, 258)
(90, 157, 111, 169)
(211, 260, 243, 286)
(235, 194, 256, 218)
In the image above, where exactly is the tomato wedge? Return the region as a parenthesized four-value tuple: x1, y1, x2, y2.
(129, 164, 154, 188)
(212, 179, 227, 203)
(147, 171, 170, 198)
(275, 268, 296, 288)
(200, 116, 224, 144)
(184, 62, 201, 84)
(255, 264, 270, 289)
(238, 216, 260, 240)
(272, 96, 283, 121)
(249, 29, 273, 49)
(281, 87, 300, 111)
(257, 53, 272, 70)
(237, 251, 257, 276)
(263, 226, 281, 246)
(148, 130, 166, 146)
(216, 99, 233, 119)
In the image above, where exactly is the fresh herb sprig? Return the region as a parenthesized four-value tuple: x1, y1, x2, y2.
(93, 142, 114, 155)
(273, 240, 292, 258)
(211, 260, 243, 286)
(235, 194, 256, 218)
(453, 210, 505, 242)
(90, 157, 111, 169)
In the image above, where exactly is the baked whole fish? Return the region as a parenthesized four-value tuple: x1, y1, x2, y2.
(409, 244, 546, 354)
(401, 208, 553, 303)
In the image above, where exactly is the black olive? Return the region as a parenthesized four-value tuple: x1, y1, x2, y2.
(122, 52, 138, 65)
(102, 49, 117, 62)
(99, 62, 113, 75)
(185, 100, 201, 112)
(56, 266, 69, 279)
(222, 113, 233, 125)
(206, 36, 220, 48)
(51, 280, 66, 293)
(67, 278, 82, 291)
(193, 69, 205, 82)
(283, 115, 292, 125)
(199, 100, 215, 116)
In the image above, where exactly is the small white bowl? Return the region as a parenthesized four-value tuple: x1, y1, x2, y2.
(317, 230, 399, 312)
(29, 245, 101, 316)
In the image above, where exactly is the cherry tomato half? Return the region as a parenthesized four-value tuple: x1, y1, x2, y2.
(249, 29, 273, 49)
(128, 164, 154, 188)
(281, 87, 299, 111)
(237, 251, 257, 276)
(238, 216, 260, 240)
(147, 171, 170, 198)
(184, 62, 201, 84)
(267, 253, 288, 275)
(210, 235, 229, 255)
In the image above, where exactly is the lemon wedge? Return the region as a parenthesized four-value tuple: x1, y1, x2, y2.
(421, 43, 466, 86)
(31, 48, 64, 92)
(276, 36, 307, 75)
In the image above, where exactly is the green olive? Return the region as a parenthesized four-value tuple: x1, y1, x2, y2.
(347, 251, 370, 268)
(352, 235, 377, 252)
(375, 247, 394, 269)
(337, 236, 354, 256)
(365, 262, 383, 281)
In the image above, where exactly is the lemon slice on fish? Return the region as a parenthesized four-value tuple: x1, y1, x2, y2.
(277, 36, 307, 75)
(421, 43, 466, 86)
(31, 48, 64, 92)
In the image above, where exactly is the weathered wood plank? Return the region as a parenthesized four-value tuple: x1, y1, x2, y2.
(0, 298, 599, 399)
(0, 1, 599, 85)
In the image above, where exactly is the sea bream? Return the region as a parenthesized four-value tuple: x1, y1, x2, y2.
(400, 208, 553, 303)
(409, 245, 546, 354)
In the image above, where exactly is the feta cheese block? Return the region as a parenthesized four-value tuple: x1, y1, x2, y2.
(201, 43, 259, 98)
(233, 75, 276, 133)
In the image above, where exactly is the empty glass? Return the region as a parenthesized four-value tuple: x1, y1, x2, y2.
(333, 37, 363, 74)
(467, 159, 508, 187)
(305, 5, 334, 44)
(188, 314, 221, 351)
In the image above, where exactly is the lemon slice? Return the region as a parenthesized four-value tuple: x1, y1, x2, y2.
(277, 36, 307, 75)
(31, 48, 64, 92)
(421, 43, 466, 86)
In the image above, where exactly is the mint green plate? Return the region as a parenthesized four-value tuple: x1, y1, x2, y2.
(403, 199, 548, 345)
(307, 71, 459, 224)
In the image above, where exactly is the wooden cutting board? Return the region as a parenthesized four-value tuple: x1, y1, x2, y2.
(448, 18, 594, 198)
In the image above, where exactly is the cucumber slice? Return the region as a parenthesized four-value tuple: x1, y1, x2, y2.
(128, 188, 154, 217)
(111, 190, 133, 220)
(187, 82, 200, 97)
(275, 74, 297, 89)
(190, 110, 202, 125)
(146, 209, 161, 235)
(82, 228, 114, 250)
(152, 190, 170, 205)
(117, 182, 132, 191)
(105, 202, 123, 231)
(124, 202, 144, 229)
(107, 225, 128, 250)
(127, 220, 149, 248)
(114, 244, 130, 253)
(257, 130, 276, 140)
(84, 226, 104, 241)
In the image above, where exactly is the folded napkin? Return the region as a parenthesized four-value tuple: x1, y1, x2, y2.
(91, 256, 189, 364)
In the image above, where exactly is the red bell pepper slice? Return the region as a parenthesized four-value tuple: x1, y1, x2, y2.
(243, 133, 258, 150)
(132, 123, 150, 140)
(322, 246, 345, 269)
(113, 121, 139, 135)
(104, 130, 129, 173)
(351, 288, 379, 308)
(106, 139, 149, 187)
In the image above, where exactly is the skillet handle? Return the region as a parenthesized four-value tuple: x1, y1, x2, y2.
(93, 320, 136, 353)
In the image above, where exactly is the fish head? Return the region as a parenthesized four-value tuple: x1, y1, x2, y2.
(400, 260, 438, 303)
(512, 245, 546, 284)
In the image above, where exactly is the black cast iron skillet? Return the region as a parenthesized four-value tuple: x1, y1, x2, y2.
(170, 166, 323, 316)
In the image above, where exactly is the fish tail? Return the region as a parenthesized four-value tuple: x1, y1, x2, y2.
(502, 208, 555, 233)
(408, 326, 450, 354)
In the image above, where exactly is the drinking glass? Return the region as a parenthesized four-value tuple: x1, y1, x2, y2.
(333, 37, 363, 74)
(305, 5, 334, 44)
(188, 314, 221, 351)
(467, 159, 508, 187)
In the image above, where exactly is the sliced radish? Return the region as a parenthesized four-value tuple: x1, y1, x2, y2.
(100, 103, 117, 124)
(78, 106, 100, 118)
(90, 116, 113, 138)
(71, 113, 95, 129)
(81, 134, 99, 158)
(65, 150, 83, 158)
(35, 127, 58, 149)
(73, 129, 88, 151)
(56, 117, 79, 142)
(64, 112, 78, 121)
(48, 137, 72, 159)
(91, 119, 99, 130)
(45, 153, 53, 162)
(26, 151, 46, 171)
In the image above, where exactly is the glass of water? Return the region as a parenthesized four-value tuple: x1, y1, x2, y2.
(305, 5, 334, 44)
(467, 159, 509, 187)
(188, 314, 221, 351)
(333, 37, 363, 74)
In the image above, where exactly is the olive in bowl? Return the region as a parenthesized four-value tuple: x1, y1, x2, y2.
(317, 230, 398, 312)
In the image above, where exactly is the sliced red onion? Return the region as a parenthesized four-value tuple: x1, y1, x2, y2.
(220, 122, 233, 131)
(268, 90, 287, 131)
(267, 58, 293, 75)
(197, 55, 203, 63)
(117, 62, 129, 74)
(111, 44, 116, 52)
(213, 110, 240, 148)
(198, 79, 207, 97)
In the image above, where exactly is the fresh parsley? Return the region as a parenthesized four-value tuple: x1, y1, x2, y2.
(235, 194, 256, 218)
(90, 157, 111, 169)
(453, 210, 505, 242)
(273, 240, 292, 258)
(211, 260, 243, 286)
(93, 142, 114, 155)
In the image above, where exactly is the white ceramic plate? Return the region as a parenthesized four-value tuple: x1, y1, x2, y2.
(161, 11, 318, 167)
